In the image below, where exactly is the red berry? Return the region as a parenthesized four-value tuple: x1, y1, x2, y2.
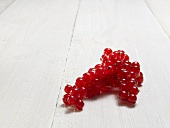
(132, 61, 140, 68)
(116, 78, 127, 85)
(113, 50, 119, 55)
(76, 100, 84, 110)
(63, 94, 70, 105)
(119, 91, 128, 101)
(105, 60, 114, 66)
(136, 75, 143, 87)
(131, 66, 140, 75)
(124, 54, 129, 61)
(128, 70, 137, 78)
(83, 72, 91, 83)
(118, 50, 125, 59)
(127, 79, 136, 88)
(129, 86, 139, 95)
(115, 50, 125, 60)
(140, 72, 143, 77)
(118, 68, 129, 78)
(95, 67, 104, 78)
(79, 87, 88, 97)
(72, 88, 83, 100)
(105, 65, 115, 75)
(67, 95, 76, 105)
(64, 85, 72, 94)
(114, 60, 122, 67)
(101, 55, 108, 63)
(128, 94, 137, 104)
(93, 78, 100, 86)
(88, 68, 95, 80)
(88, 68, 95, 73)
(121, 61, 131, 70)
(120, 83, 128, 91)
(127, 76, 136, 82)
(75, 77, 85, 87)
(103, 76, 114, 86)
(104, 48, 112, 55)
(94, 64, 102, 69)
(109, 53, 117, 61)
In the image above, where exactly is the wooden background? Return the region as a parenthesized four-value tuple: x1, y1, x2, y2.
(0, 0, 170, 128)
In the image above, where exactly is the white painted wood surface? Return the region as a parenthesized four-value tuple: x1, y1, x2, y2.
(0, 0, 79, 127)
(0, 0, 14, 13)
(0, 0, 170, 128)
(145, 0, 170, 38)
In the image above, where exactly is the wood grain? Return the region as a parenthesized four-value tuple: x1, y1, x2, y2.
(52, 0, 170, 128)
(145, 0, 170, 38)
(0, 0, 79, 128)
(0, 0, 15, 14)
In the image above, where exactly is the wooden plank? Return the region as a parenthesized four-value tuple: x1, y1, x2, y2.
(0, 0, 79, 128)
(52, 0, 170, 128)
(145, 0, 170, 38)
(0, 0, 15, 14)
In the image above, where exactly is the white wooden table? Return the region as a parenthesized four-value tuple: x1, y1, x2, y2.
(0, 0, 170, 128)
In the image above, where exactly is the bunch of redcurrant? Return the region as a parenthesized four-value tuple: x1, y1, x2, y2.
(63, 48, 144, 111)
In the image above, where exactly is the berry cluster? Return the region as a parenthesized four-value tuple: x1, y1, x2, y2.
(63, 48, 144, 111)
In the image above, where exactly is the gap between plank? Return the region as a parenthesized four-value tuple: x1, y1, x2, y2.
(0, 0, 16, 15)
(143, 0, 170, 40)
(50, 0, 82, 128)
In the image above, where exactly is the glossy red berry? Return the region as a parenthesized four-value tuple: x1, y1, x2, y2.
(119, 91, 128, 101)
(124, 54, 129, 61)
(75, 77, 85, 87)
(71, 88, 83, 100)
(129, 86, 139, 95)
(118, 68, 129, 78)
(104, 48, 112, 55)
(79, 87, 88, 97)
(64, 85, 72, 94)
(140, 72, 143, 77)
(132, 61, 140, 68)
(63, 94, 70, 105)
(83, 72, 91, 83)
(94, 64, 102, 69)
(136, 76, 143, 87)
(128, 94, 137, 104)
(67, 95, 76, 105)
(105, 65, 115, 75)
(101, 55, 108, 63)
(128, 70, 137, 78)
(120, 83, 128, 91)
(95, 67, 104, 78)
(121, 61, 131, 70)
(118, 50, 125, 59)
(109, 53, 117, 61)
(113, 60, 122, 67)
(127, 79, 136, 88)
(76, 100, 84, 110)
(133, 68, 140, 76)
(93, 78, 100, 87)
